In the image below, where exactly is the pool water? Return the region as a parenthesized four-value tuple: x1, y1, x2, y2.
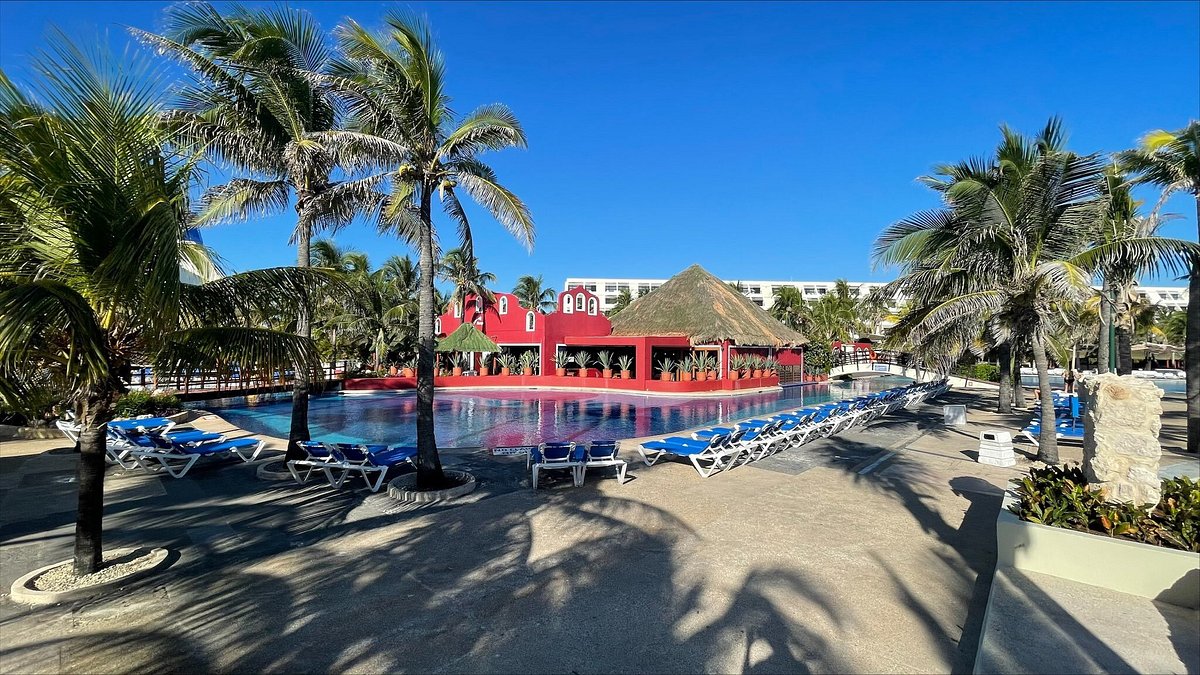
(1020, 375, 1185, 395)
(201, 377, 914, 448)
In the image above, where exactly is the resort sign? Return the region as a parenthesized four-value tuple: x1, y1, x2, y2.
(491, 445, 536, 456)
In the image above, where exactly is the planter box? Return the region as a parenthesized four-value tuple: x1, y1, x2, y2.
(997, 493, 1199, 608)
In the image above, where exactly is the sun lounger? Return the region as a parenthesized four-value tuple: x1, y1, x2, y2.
(582, 441, 628, 483)
(328, 443, 417, 492)
(131, 437, 267, 477)
(531, 442, 584, 489)
(638, 429, 746, 478)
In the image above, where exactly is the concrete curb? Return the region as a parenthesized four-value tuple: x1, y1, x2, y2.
(388, 470, 477, 503)
(256, 460, 295, 481)
(9, 547, 174, 606)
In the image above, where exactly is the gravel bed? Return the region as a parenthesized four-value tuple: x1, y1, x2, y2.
(32, 549, 161, 592)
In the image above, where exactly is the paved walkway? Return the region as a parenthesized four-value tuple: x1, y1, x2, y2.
(0, 390, 1193, 673)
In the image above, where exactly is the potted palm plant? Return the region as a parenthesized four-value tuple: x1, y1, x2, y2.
(616, 354, 633, 379)
(752, 356, 765, 378)
(765, 356, 778, 377)
(519, 350, 536, 376)
(401, 357, 416, 378)
(694, 353, 707, 381)
(574, 350, 591, 378)
(452, 353, 465, 377)
(479, 353, 491, 376)
(705, 354, 718, 380)
(657, 357, 674, 382)
(676, 358, 691, 382)
(597, 350, 614, 378)
(728, 355, 741, 380)
(498, 353, 513, 376)
(555, 350, 569, 377)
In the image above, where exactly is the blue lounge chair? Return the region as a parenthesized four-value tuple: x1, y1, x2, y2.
(531, 442, 584, 489)
(638, 429, 746, 478)
(328, 443, 417, 491)
(130, 436, 268, 477)
(582, 441, 628, 483)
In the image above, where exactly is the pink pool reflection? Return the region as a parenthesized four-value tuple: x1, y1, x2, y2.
(207, 377, 911, 448)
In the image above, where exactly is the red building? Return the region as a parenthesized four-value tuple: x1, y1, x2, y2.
(345, 264, 807, 394)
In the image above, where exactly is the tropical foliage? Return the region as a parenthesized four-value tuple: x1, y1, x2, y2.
(513, 274, 557, 313)
(0, 42, 327, 573)
(874, 118, 1197, 463)
(1118, 121, 1199, 455)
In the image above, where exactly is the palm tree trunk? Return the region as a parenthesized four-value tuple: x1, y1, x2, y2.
(416, 185, 446, 487)
(997, 342, 1012, 414)
(1031, 335, 1059, 464)
(1011, 350, 1026, 409)
(1187, 196, 1200, 454)
(1097, 282, 1111, 374)
(287, 212, 312, 462)
(1115, 323, 1133, 375)
(74, 389, 111, 575)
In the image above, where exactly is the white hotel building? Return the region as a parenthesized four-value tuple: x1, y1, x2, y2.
(564, 276, 1190, 314)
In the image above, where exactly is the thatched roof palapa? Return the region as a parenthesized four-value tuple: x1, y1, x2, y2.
(609, 264, 807, 347)
(436, 323, 500, 353)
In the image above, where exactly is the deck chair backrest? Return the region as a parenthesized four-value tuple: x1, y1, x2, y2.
(538, 442, 576, 463)
(299, 441, 333, 461)
(588, 441, 619, 460)
(334, 444, 372, 463)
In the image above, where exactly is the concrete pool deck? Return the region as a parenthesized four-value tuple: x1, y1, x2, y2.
(0, 390, 1195, 673)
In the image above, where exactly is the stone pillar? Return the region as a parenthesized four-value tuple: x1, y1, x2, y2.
(1078, 374, 1164, 506)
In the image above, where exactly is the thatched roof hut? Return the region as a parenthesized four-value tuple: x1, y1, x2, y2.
(609, 264, 807, 347)
(436, 323, 500, 353)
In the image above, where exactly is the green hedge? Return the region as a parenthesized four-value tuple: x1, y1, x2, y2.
(112, 391, 182, 419)
(954, 362, 1001, 382)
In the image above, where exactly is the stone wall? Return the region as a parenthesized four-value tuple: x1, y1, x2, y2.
(1078, 374, 1164, 506)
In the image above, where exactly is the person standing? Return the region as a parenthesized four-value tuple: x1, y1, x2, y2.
(1064, 368, 1076, 394)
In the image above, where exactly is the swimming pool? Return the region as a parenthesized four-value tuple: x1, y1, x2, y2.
(1019, 375, 1185, 395)
(201, 377, 913, 448)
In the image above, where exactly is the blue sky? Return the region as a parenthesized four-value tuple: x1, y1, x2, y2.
(2, 1, 1197, 291)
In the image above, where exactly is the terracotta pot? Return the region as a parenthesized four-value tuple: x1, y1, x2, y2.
(480, 366, 490, 376)
(708, 370, 717, 380)
(602, 369, 613, 379)
(523, 367, 534, 376)
(556, 368, 566, 377)
(620, 370, 631, 379)
(680, 372, 692, 382)
(660, 372, 672, 381)
(696, 372, 707, 381)
(579, 369, 587, 378)
(388, 365, 398, 376)
(452, 367, 463, 377)
(401, 367, 414, 378)
(753, 369, 763, 378)
(501, 367, 510, 377)
(729, 371, 739, 380)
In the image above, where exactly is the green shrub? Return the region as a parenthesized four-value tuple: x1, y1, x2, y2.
(954, 362, 1001, 382)
(1010, 466, 1200, 552)
(112, 391, 181, 419)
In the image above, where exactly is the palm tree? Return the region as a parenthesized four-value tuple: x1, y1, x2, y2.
(606, 288, 633, 317)
(0, 43, 324, 575)
(877, 119, 1107, 462)
(440, 247, 496, 319)
(133, 2, 396, 459)
(310, 238, 370, 275)
(333, 15, 534, 488)
(513, 275, 557, 313)
(770, 286, 809, 333)
(1119, 121, 1200, 454)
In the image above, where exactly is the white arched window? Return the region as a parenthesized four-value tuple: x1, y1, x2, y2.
(525, 311, 536, 332)
(474, 296, 483, 314)
(575, 294, 585, 311)
(453, 304, 462, 318)
(587, 298, 597, 315)
(563, 297, 573, 314)
(434, 318, 442, 334)
(499, 296, 508, 315)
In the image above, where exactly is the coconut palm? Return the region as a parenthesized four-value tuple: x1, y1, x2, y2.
(0, 44, 326, 575)
(1119, 121, 1200, 454)
(770, 286, 809, 333)
(606, 288, 633, 317)
(133, 2, 397, 458)
(877, 119, 1108, 462)
(310, 238, 370, 275)
(332, 15, 534, 487)
(513, 274, 557, 313)
(440, 247, 496, 319)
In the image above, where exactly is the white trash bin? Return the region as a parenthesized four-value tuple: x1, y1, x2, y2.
(943, 404, 967, 426)
(978, 430, 1016, 467)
